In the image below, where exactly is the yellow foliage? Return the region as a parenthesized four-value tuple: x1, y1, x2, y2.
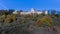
(36, 16, 52, 27)
(5, 15, 12, 23)
(12, 14, 17, 21)
(41, 16, 52, 27)
(0, 16, 3, 23)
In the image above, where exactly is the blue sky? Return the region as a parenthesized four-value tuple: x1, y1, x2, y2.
(0, 0, 60, 11)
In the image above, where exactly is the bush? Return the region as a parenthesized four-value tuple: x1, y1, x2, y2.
(12, 14, 17, 21)
(50, 15, 56, 18)
(5, 15, 12, 23)
(36, 16, 52, 27)
(41, 16, 52, 27)
(21, 18, 26, 24)
(41, 16, 52, 26)
(36, 19, 42, 27)
(0, 16, 3, 23)
(17, 18, 26, 24)
(24, 14, 32, 18)
(41, 13, 45, 16)
(1, 15, 6, 19)
(32, 14, 38, 21)
(32, 17, 37, 21)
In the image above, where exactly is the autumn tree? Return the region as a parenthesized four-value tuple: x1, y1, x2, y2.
(36, 16, 52, 27)
(41, 16, 52, 27)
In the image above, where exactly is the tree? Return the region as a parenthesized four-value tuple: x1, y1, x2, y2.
(32, 14, 38, 21)
(36, 16, 52, 27)
(32, 17, 37, 21)
(8, 9, 15, 14)
(55, 14, 60, 18)
(41, 13, 45, 16)
(41, 16, 52, 27)
(0, 10, 8, 15)
(51, 10, 56, 15)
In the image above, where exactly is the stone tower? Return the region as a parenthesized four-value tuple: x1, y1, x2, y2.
(45, 10, 48, 15)
(31, 8, 35, 13)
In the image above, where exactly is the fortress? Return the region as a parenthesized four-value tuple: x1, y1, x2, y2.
(13, 8, 48, 15)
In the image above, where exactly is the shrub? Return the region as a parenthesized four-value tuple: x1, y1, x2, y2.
(5, 15, 12, 23)
(32, 14, 38, 21)
(50, 15, 56, 18)
(41, 13, 45, 16)
(17, 18, 26, 24)
(36, 19, 42, 27)
(24, 14, 32, 18)
(1, 15, 6, 19)
(32, 17, 37, 21)
(12, 14, 17, 21)
(36, 16, 52, 27)
(21, 18, 26, 24)
(0, 16, 3, 23)
(41, 16, 52, 27)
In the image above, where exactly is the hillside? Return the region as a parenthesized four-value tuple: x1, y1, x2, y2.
(0, 10, 60, 34)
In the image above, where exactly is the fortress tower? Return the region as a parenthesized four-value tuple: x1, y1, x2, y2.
(31, 8, 35, 13)
(45, 10, 48, 15)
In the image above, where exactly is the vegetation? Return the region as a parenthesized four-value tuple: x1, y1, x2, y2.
(5, 15, 12, 23)
(36, 16, 52, 27)
(0, 9, 59, 34)
(12, 14, 17, 21)
(36, 19, 42, 27)
(0, 16, 3, 23)
(24, 14, 33, 18)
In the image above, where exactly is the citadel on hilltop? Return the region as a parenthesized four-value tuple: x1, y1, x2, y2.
(13, 8, 48, 15)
